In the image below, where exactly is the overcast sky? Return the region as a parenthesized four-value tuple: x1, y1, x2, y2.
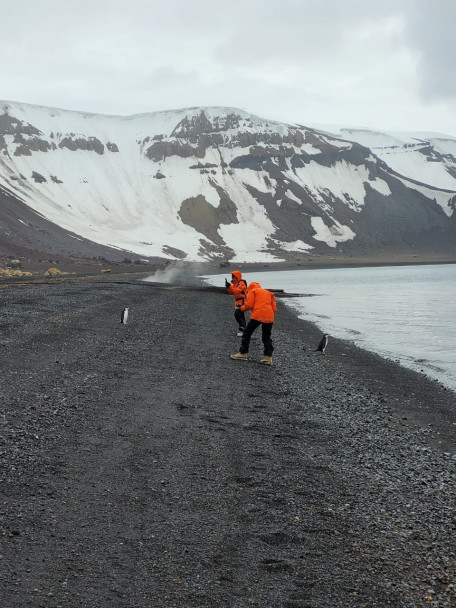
(2, 0, 456, 136)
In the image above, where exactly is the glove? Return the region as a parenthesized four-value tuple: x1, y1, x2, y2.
(225, 279, 230, 288)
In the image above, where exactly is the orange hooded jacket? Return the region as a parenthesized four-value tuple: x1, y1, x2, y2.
(227, 270, 248, 307)
(240, 282, 277, 323)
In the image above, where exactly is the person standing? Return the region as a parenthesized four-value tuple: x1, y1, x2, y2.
(230, 281, 277, 365)
(225, 270, 248, 336)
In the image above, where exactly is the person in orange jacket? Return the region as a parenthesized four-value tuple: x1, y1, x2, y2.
(230, 281, 277, 365)
(225, 270, 248, 336)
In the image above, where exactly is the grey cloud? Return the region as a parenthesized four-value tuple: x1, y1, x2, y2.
(402, 0, 456, 101)
(213, 0, 404, 66)
(146, 66, 200, 86)
(1, 0, 456, 135)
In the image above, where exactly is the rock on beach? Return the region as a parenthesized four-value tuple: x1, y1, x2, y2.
(0, 274, 455, 607)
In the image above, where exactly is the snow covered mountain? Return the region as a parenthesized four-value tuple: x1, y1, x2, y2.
(0, 101, 455, 263)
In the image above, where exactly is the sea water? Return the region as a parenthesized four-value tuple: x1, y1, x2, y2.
(203, 264, 456, 393)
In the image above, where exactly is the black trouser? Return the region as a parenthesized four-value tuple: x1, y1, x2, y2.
(239, 320, 274, 356)
(234, 307, 246, 330)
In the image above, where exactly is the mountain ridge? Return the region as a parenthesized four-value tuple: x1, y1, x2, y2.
(1, 101, 455, 263)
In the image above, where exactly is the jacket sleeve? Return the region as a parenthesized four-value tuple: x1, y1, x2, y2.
(241, 289, 254, 312)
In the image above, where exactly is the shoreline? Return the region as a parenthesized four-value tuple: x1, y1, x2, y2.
(202, 253, 456, 275)
(2, 251, 456, 282)
(199, 268, 456, 396)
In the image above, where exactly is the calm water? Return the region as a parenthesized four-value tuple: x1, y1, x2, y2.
(203, 264, 456, 393)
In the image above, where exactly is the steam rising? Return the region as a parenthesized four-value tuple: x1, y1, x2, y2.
(143, 262, 207, 285)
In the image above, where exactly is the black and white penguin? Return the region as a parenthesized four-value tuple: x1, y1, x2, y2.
(315, 333, 329, 354)
(120, 307, 129, 324)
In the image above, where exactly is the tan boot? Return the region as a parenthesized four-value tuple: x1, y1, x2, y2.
(260, 356, 273, 365)
(230, 352, 248, 361)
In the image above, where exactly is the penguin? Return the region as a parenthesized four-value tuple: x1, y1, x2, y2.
(315, 333, 329, 354)
(120, 307, 129, 324)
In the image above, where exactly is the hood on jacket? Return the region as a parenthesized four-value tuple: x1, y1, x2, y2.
(231, 270, 243, 281)
(248, 281, 261, 290)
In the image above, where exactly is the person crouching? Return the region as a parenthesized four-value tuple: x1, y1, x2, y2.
(230, 281, 277, 365)
(225, 270, 248, 336)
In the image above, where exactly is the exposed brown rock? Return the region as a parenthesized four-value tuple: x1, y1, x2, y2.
(14, 145, 32, 156)
(162, 245, 187, 258)
(31, 171, 47, 183)
(0, 112, 41, 136)
(189, 162, 218, 169)
(171, 111, 214, 139)
(197, 237, 234, 260)
(178, 188, 238, 249)
(59, 136, 104, 155)
(146, 140, 198, 161)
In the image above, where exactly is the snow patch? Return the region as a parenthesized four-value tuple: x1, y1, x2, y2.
(369, 177, 392, 196)
(276, 239, 314, 252)
(311, 217, 356, 247)
(292, 160, 370, 212)
(285, 189, 304, 204)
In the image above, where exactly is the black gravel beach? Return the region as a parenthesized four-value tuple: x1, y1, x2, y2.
(1, 274, 455, 608)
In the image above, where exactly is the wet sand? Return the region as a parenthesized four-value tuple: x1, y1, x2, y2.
(204, 252, 456, 275)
